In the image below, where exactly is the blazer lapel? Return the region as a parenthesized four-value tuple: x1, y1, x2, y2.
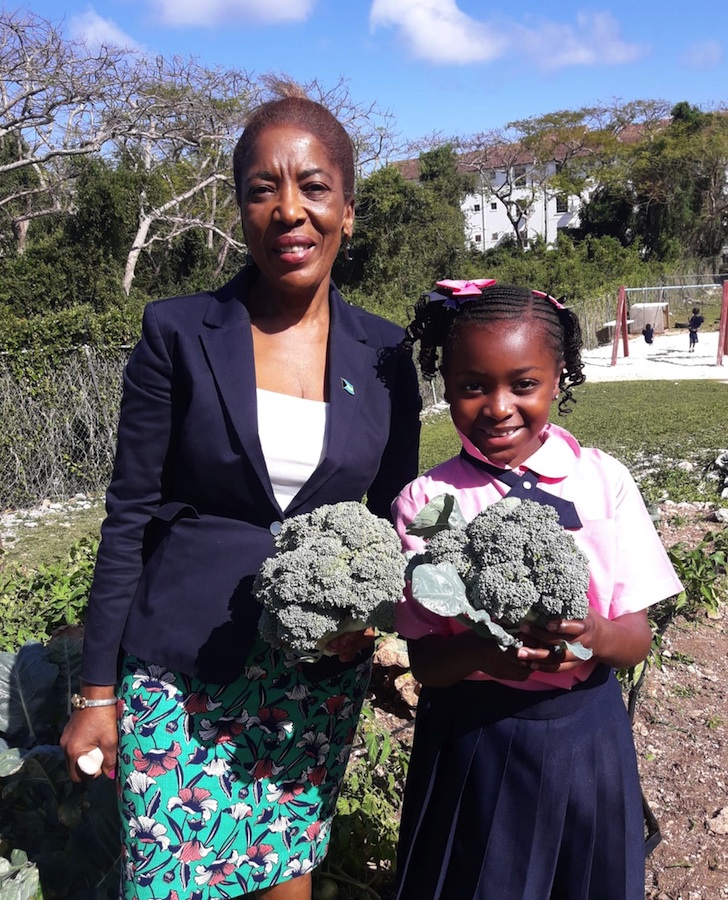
(289, 283, 378, 511)
(199, 270, 279, 510)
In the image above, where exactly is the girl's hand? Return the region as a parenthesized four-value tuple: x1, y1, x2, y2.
(325, 627, 377, 662)
(517, 612, 600, 672)
(479, 641, 532, 681)
(518, 608, 653, 672)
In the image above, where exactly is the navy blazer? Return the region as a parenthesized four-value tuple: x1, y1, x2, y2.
(81, 268, 421, 685)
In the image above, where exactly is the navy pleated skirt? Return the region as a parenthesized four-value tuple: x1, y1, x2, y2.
(395, 666, 645, 900)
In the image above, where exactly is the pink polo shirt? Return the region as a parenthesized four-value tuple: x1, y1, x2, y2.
(392, 423, 683, 690)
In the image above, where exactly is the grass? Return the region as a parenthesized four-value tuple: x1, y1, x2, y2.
(419, 380, 728, 503)
(0, 501, 104, 570)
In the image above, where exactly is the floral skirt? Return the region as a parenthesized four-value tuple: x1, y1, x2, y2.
(117, 640, 371, 899)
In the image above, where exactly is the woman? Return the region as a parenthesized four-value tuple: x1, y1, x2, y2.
(61, 96, 421, 900)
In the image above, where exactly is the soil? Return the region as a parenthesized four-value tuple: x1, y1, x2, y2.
(371, 501, 728, 900)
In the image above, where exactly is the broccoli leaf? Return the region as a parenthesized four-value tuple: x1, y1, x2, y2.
(410, 562, 519, 649)
(405, 493, 467, 538)
(564, 640, 593, 660)
(410, 561, 469, 616)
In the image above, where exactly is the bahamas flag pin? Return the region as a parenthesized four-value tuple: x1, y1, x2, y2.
(340, 377, 355, 396)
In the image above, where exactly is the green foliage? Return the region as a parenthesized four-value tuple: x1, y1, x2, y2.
(0, 849, 40, 900)
(338, 157, 470, 324)
(0, 302, 144, 354)
(666, 529, 728, 619)
(0, 538, 97, 652)
(0, 632, 119, 900)
(475, 231, 666, 306)
(318, 702, 408, 899)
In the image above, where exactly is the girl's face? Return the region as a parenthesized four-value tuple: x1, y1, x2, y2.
(442, 319, 563, 469)
(239, 124, 354, 302)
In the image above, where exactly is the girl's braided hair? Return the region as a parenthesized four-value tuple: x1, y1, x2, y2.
(403, 282, 586, 415)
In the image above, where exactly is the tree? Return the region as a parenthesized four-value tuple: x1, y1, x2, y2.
(339, 147, 469, 322)
(629, 103, 728, 260)
(0, 10, 143, 250)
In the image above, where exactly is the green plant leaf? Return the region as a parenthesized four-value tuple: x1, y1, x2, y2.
(47, 626, 84, 718)
(0, 747, 24, 777)
(0, 849, 40, 900)
(564, 640, 593, 661)
(0, 642, 59, 745)
(405, 493, 466, 537)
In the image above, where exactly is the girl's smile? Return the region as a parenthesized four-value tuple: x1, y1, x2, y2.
(442, 320, 563, 469)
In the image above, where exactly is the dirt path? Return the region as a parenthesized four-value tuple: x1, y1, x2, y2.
(635, 611, 728, 899)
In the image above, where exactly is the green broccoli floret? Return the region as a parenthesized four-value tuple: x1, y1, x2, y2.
(408, 495, 591, 654)
(254, 501, 405, 659)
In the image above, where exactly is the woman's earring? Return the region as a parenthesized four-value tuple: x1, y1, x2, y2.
(345, 241, 354, 262)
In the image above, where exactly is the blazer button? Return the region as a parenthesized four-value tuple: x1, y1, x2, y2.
(269, 521, 283, 536)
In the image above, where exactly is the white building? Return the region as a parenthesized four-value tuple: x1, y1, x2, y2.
(462, 161, 583, 252)
(397, 148, 588, 252)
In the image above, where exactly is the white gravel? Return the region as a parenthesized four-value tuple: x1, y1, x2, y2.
(582, 328, 728, 383)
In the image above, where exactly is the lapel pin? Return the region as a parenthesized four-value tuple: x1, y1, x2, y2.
(340, 377, 355, 396)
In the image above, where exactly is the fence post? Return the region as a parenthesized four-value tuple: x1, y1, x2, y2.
(610, 285, 629, 366)
(717, 280, 728, 367)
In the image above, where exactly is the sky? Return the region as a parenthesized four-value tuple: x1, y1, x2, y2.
(16, 0, 728, 149)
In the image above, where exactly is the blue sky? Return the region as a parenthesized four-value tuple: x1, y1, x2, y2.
(18, 0, 727, 147)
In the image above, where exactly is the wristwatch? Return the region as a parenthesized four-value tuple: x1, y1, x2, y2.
(70, 693, 117, 709)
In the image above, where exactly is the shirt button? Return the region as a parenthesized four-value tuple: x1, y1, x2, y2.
(269, 521, 283, 536)
(522, 481, 533, 490)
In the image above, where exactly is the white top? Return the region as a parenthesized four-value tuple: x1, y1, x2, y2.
(256, 388, 329, 511)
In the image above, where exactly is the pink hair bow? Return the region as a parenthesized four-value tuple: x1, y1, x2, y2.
(435, 279, 497, 297)
(532, 289, 565, 310)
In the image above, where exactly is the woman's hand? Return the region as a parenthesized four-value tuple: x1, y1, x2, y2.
(60, 696, 118, 783)
(325, 627, 377, 662)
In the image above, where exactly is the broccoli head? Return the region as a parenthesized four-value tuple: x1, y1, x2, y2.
(408, 495, 591, 653)
(254, 501, 405, 658)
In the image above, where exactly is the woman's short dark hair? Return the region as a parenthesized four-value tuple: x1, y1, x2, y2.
(233, 97, 356, 205)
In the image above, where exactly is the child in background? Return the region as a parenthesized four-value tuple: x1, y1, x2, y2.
(688, 306, 704, 352)
(392, 281, 682, 900)
(642, 322, 654, 344)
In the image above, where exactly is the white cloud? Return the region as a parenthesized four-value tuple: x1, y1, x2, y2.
(369, 1, 646, 70)
(518, 12, 648, 70)
(680, 40, 723, 70)
(370, 0, 504, 65)
(69, 8, 144, 52)
(148, 0, 315, 27)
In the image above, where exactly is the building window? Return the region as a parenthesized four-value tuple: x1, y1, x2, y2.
(491, 232, 499, 241)
(490, 202, 498, 210)
(556, 195, 569, 214)
(474, 234, 482, 242)
(513, 164, 527, 187)
(473, 204, 481, 212)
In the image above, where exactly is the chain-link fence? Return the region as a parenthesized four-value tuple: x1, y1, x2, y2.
(1, 301, 605, 510)
(0, 347, 129, 509)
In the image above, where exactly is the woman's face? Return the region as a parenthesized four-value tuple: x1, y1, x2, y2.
(239, 124, 354, 301)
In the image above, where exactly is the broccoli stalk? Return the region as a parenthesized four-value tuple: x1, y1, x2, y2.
(254, 502, 406, 661)
(406, 494, 593, 659)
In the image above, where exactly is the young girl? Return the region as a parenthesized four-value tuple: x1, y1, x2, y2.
(392, 282, 682, 900)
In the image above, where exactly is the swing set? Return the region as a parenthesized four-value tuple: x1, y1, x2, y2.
(610, 279, 728, 366)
